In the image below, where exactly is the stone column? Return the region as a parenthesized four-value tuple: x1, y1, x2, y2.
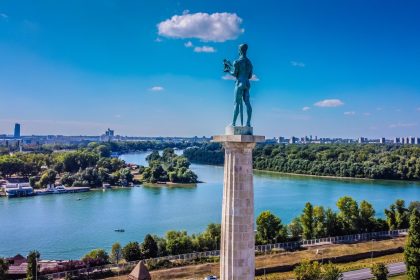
(213, 134, 264, 280)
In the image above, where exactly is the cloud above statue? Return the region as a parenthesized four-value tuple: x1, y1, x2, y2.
(314, 99, 344, 107)
(157, 12, 244, 42)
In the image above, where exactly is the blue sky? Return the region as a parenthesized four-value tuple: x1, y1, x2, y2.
(0, 0, 419, 138)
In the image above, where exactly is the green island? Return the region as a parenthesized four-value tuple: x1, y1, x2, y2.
(184, 143, 420, 180)
(136, 148, 198, 184)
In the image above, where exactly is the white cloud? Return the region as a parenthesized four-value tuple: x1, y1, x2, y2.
(389, 123, 417, 128)
(0, 13, 8, 20)
(291, 61, 305, 67)
(155, 37, 163, 42)
(184, 41, 193, 48)
(314, 99, 344, 107)
(149, 86, 164, 92)
(194, 46, 216, 53)
(363, 112, 371, 116)
(302, 106, 311, 111)
(222, 74, 259, 81)
(344, 111, 356, 116)
(157, 12, 244, 42)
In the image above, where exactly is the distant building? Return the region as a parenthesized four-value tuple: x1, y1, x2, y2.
(14, 123, 21, 138)
(380, 137, 386, 144)
(394, 137, 400, 144)
(289, 136, 299, 144)
(105, 128, 114, 137)
(358, 137, 366, 144)
(0, 178, 33, 197)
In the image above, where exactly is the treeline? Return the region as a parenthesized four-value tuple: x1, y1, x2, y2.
(0, 142, 133, 188)
(183, 143, 224, 165)
(103, 141, 197, 154)
(138, 148, 198, 184)
(80, 197, 419, 265)
(184, 143, 420, 180)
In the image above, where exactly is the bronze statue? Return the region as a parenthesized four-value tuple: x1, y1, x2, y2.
(224, 43, 253, 127)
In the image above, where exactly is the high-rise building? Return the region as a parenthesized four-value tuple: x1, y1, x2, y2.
(14, 123, 21, 138)
(380, 137, 386, 144)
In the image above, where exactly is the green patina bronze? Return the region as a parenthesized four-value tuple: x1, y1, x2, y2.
(223, 43, 254, 127)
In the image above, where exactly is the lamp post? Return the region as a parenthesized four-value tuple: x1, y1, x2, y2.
(370, 239, 376, 264)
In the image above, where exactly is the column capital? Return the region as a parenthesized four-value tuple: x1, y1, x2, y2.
(212, 134, 265, 143)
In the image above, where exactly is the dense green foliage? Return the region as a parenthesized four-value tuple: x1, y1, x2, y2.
(183, 143, 224, 165)
(404, 209, 420, 280)
(141, 234, 158, 259)
(294, 261, 342, 280)
(82, 249, 110, 266)
(371, 263, 389, 280)
(138, 148, 198, 184)
(110, 242, 122, 264)
(0, 144, 133, 188)
(297, 197, 390, 239)
(256, 210, 287, 244)
(122, 242, 142, 262)
(184, 143, 420, 180)
(26, 250, 40, 280)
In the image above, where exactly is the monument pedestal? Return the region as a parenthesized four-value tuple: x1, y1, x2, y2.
(213, 131, 264, 280)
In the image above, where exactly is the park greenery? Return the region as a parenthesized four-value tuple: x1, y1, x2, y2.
(184, 143, 420, 180)
(82, 197, 418, 265)
(0, 141, 200, 188)
(137, 148, 198, 184)
(371, 263, 389, 280)
(1, 198, 418, 278)
(293, 260, 342, 280)
(404, 208, 420, 280)
(0, 143, 134, 188)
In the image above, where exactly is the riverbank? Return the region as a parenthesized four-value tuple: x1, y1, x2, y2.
(253, 169, 420, 183)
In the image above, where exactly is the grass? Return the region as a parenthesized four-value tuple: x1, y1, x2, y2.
(390, 275, 408, 279)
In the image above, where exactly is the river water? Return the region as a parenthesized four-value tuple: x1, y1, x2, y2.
(0, 151, 419, 259)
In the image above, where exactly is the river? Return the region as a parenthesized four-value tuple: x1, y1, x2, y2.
(0, 151, 419, 259)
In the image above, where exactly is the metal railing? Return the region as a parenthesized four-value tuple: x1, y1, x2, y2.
(41, 228, 407, 279)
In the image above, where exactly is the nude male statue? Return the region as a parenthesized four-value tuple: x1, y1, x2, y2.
(223, 43, 253, 127)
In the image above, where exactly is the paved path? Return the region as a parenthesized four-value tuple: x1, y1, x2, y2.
(342, 262, 406, 280)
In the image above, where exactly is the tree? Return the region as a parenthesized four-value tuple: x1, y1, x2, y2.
(385, 199, 409, 230)
(321, 262, 342, 280)
(82, 249, 109, 265)
(337, 196, 359, 234)
(325, 208, 341, 236)
(288, 217, 303, 240)
(256, 211, 285, 244)
(371, 263, 388, 280)
(0, 156, 25, 177)
(313, 206, 326, 238)
(405, 209, 420, 280)
(110, 242, 122, 264)
(122, 242, 142, 262)
(359, 200, 376, 233)
(0, 258, 9, 280)
(141, 234, 158, 259)
(165, 230, 194, 255)
(26, 250, 40, 280)
(294, 260, 322, 280)
(39, 169, 57, 187)
(301, 202, 314, 239)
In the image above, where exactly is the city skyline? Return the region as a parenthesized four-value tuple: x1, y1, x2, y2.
(1, 0, 420, 138)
